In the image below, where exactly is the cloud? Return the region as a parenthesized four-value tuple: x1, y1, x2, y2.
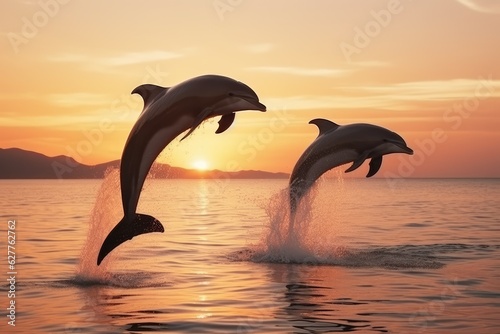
(0, 93, 38, 101)
(455, 0, 500, 13)
(48, 54, 87, 63)
(48, 50, 182, 67)
(348, 60, 390, 68)
(264, 95, 412, 111)
(265, 78, 500, 111)
(248, 66, 353, 77)
(98, 51, 182, 66)
(243, 43, 274, 54)
(349, 78, 500, 100)
(0, 115, 106, 127)
(47, 92, 111, 107)
(0, 92, 115, 110)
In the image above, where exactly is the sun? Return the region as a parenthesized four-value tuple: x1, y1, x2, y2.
(192, 159, 209, 171)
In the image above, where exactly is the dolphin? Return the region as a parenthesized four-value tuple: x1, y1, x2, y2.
(97, 74, 266, 265)
(289, 118, 413, 216)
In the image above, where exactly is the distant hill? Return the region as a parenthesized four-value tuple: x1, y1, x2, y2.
(0, 148, 289, 179)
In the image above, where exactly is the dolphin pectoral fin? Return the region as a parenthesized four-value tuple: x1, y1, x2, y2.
(180, 107, 213, 141)
(97, 213, 164, 265)
(345, 151, 369, 173)
(215, 113, 236, 134)
(367, 156, 383, 177)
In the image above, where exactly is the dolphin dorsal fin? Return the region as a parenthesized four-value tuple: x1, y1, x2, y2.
(132, 84, 169, 110)
(309, 118, 340, 136)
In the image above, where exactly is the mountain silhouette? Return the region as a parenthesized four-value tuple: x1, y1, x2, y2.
(0, 148, 289, 179)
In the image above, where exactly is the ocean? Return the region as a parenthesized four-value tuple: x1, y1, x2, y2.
(0, 175, 499, 333)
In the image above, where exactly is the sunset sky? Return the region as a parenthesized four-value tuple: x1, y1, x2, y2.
(1, 0, 499, 177)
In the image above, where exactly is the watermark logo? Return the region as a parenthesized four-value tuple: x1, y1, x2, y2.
(7, 0, 71, 54)
(51, 65, 168, 179)
(385, 75, 496, 188)
(213, 0, 243, 21)
(339, 0, 408, 63)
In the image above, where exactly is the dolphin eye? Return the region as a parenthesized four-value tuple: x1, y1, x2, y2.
(228, 92, 234, 97)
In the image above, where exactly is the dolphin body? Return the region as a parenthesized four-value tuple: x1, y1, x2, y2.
(97, 75, 266, 265)
(289, 118, 413, 216)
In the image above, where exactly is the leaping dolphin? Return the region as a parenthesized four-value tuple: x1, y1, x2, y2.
(289, 118, 413, 216)
(97, 74, 266, 265)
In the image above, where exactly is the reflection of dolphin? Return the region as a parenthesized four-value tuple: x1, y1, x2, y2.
(289, 118, 413, 215)
(97, 75, 266, 265)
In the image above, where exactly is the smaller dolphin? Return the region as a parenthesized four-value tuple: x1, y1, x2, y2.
(289, 118, 413, 216)
(97, 75, 266, 265)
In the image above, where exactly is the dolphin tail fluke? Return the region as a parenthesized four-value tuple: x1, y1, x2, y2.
(97, 213, 164, 265)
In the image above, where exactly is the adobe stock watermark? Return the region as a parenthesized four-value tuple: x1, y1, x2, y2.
(7, 0, 71, 54)
(385, 75, 496, 188)
(339, 0, 411, 63)
(190, 107, 292, 199)
(64, 308, 95, 333)
(403, 277, 462, 333)
(213, 0, 243, 21)
(51, 65, 168, 179)
(237, 298, 282, 333)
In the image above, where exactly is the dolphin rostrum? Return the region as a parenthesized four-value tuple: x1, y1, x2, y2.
(289, 118, 413, 216)
(97, 74, 266, 265)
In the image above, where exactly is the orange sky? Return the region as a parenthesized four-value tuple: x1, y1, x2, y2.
(1, 0, 499, 177)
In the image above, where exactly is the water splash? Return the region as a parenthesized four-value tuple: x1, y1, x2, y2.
(52, 271, 170, 288)
(241, 174, 444, 269)
(252, 178, 331, 264)
(76, 167, 122, 282)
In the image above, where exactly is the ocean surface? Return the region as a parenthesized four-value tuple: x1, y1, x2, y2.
(0, 175, 499, 333)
